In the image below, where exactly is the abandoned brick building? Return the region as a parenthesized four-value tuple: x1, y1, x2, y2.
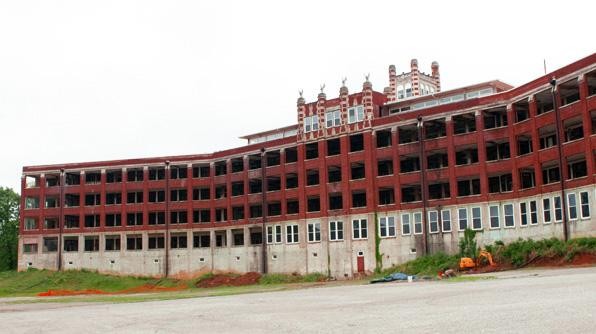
(19, 54, 596, 278)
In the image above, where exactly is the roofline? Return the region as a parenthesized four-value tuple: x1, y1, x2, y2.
(239, 124, 297, 140)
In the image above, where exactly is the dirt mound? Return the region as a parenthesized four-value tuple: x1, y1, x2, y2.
(196, 272, 261, 288)
(38, 289, 107, 297)
(530, 252, 596, 267)
(37, 283, 187, 297)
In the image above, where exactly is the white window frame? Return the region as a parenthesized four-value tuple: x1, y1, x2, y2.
(304, 116, 312, 133)
(520, 202, 528, 227)
(325, 110, 341, 128)
(267, 225, 282, 244)
(24, 218, 37, 230)
(352, 219, 368, 240)
(441, 209, 452, 232)
(489, 205, 500, 229)
(401, 213, 411, 235)
(413, 212, 423, 235)
(542, 198, 552, 224)
(529, 200, 538, 225)
(329, 221, 344, 241)
(553, 196, 563, 223)
(307, 222, 321, 242)
(503, 203, 515, 228)
(428, 211, 439, 234)
(379, 216, 396, 238)
(458, 208, 468, 231)
(471, 207, 482, 230)
(348, 105, 364, 124)
(580, 191, 590, 219)
(286, 224, 299, 244)
(567, 193, 578, 221)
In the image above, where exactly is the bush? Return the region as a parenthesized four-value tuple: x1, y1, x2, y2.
(259, 272, 326, 285)
(459, 228, 478, 259)
(380, 253, 459, 277)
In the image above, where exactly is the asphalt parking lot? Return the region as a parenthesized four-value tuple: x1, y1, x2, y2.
(2, 267, 595, 333)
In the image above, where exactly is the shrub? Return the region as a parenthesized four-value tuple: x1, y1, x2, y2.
(459, 228, 478, 259)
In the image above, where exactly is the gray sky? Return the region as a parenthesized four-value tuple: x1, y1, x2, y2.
(0, 0, 594, 192)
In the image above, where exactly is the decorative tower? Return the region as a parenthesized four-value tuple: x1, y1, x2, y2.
(431, 61, 441, 92)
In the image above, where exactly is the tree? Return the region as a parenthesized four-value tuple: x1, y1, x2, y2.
(0, 187, 20, 271)
(458, 228, 478, 259)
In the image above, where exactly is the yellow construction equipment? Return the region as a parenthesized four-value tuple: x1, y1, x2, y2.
(459, 250, 496, 270)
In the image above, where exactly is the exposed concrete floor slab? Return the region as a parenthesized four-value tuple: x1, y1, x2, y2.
(1, 267, 596, 333)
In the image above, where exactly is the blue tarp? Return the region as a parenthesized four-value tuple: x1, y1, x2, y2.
(370, 272, 416, 284)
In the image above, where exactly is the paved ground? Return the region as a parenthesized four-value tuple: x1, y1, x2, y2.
(2, 267, 596, 333)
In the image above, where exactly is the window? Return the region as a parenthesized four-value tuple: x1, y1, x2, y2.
(148, 235, 165, 249)
(401, 213, 411, 235)
(458, 208, 468, 230)
(193, 209, 210, 223)
(149, 167, 165, 180)
(286, 224, 299, 244)
(543, 198, 552, 224)
(126, 235, 143, 250)
(106, 193, 121, 205)
(84, 214, 100, 228)
(520, 202, 528, 226)
(379, 216, 396, 237)
(413, 212, 422, 234)
(307, 196, 320, 212)
(171, 234, 188, 249)
(171, 189, 187, 202)
(267, 225, 282, 244)
(148, 190, 165, 203)
(171, 211, 188, 224)
(193, 187, 210, 200)
(23, 243, 38, 253)
(308, 222, 321, 242)
(348, 105, 364, 123)
(105, 235, 121, 251)
(568, 160, 587, 179)
(170, 165, 187, 179)
(84, 236, 99, 252)
(148, 212, 165, 225)
(193, 233, 211, 248)
(329, 221, 344, 241)
(64, 237, 78, 252)
(352, 219, 368, 239)
(325, 110, 341, 128)
(568, 193, 578, 220)
(580, 191, 590, 219)
(504, 204, 514, 228)
(472, 207, 482, 230)
(304, 115, 319, 133)
(106, 170, 122, 183)
(542, 166, 560, 184)
(428, 211, 439, 233)
(127, 191, 143, 204)
(441, 210, 451, 232)
(43, 237, 58, 252)
(530, 200, 538, 225)
(65, 215, 79, 229)
(554, 196, 563, 222)
(127, 212, 143, 226)
(352, 191, 367, 208)
(24, 218, 37, 230)
(127, 169, 143, 182)
(85, 193, 100, 206)
(489, 205, 500, 229)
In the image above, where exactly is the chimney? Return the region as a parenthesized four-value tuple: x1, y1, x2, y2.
(296, 91, 306, 140)
(362, 75, 373, 128)
(431, 61, 440, 92)
(339, 79, 349, 132)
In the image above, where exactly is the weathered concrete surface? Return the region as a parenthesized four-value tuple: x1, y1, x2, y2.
(2, 267, 596, 333)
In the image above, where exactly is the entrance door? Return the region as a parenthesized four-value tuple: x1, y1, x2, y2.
(357, 252, 365, 273)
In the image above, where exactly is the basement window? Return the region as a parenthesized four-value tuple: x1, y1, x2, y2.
(376, 129, 392, 148)
(327, 138, 341, 156)
(378, 188, 395, 205)
(352, 191, 367, 208)
(231, 157, 244, 173)
(126, 235, 143, 251)
(349, 133, 364, 152)
(377, 160, 393, 176)
(488, 174, 513, 193)
(305, 143, 319, 159)
(328, 165, 342, 183)
(453, 113, 476, 134)
(84, 236, 99, 252)
(285, 147, 298, 163)
(329, 193, 343, 210)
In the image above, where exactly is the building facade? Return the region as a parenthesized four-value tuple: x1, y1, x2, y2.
(19, 55, 596, 278)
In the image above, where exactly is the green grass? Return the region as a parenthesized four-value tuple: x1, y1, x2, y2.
(259, 273, 327, 285)
(487, 237, 596, 267)
(445, 275, 496, 283)
(0, 269, 182, 297)
(377, 252, 460, 278)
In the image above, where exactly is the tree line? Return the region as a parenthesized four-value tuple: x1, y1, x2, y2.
(0, 187, 19, 271)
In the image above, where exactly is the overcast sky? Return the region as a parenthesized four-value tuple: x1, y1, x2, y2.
(0, 0, 594, 192)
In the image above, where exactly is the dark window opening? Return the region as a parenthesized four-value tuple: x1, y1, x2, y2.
(170, 165, 187, 179)
(268, 202, 281, 216)
(379, 188, 395, 205)
(148, 212, 165, 225)
(514, 99, 530, 123)
(305, 143, 319, 159)
(231, 182, 244, 196)
(564, 120, 584, 142)
(85, 193, 100, 206)
(266, 151, 281, 166)
(306, 169, 319, 186)
(249, 179, 262, 194)
(519, 169, 536, 189)
(105, 213, 121, 227)
(126, 212, 143, 226)
(193, 164, 210, 178)
(307, 197, 320, 212)
(127, 191, 143, 204)
(215, 232, 226, 247)
(559, 78, 580, 106)
(535, 89, 554, 115)
(215, 185, 226, 199)
(486, 141, 511, 161)
(85, 171, 101, 184)
(377, 160, 393, 176)
(249, 154, 262, 170)
(517, 136, 533, 155)
(539, 126, 557, 149)
(148, 235, 165, 249)
(215, 208, 227, 222)
(193, 209, 210, 223)
(457, 179, 481, 196)
(45, 174, 60, 187)
(351, 162, 365, 180)
(376, 129, 392, 148)
(488, 174, 513, 193)
(427, 152, 448, 169)
(327, 138, 341, 156)
(193, 233, 210, 248)
(250, 228, 263, 245)
(65, 215, 79, 229)
(455, 147, 478, 165)
(401, 185, 421, 203)
(286, 199, 299, 214)
(214, 161, 227, 176)
(424, 119, 446, 139)
(170, 234, 187, 249)
(84, 237, 100, 252)
(193, 187, 210, 200)
(148, 190, 165, 203)
(483, 107, 508, 129)
(231, 157, 244, 173)
(267, 176, 281, 191)
(400, 156, 420, 173)
(232, 230, 244, 246)
(232, 206, 245, 220)
(328, 165, 342, 183)
(285, 147, 298, 163)
(428, 182, 450, 199)
(65, 194, 79, 207)
(542, 165, 560, 184)
(250, 205, 262, 218)
(352, 191, 367, 208)
(329, 193, 343, 210)
(398, 125, 418, 144)
(349, 134, 364, 152)
(453, 114, 476, 134)
(106, 192, 121, 205)
(285, 173, 298, 189)
(126, 235, 143, 250)
(588, 70, 596, 96)
(149, 167, 165, 180)
(568, 159, 587, 179)
(64, 238, 78, 252)
(106, 170, 122, 183)
(65, 172, 81, 185)
(171, 189, 187, 202)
